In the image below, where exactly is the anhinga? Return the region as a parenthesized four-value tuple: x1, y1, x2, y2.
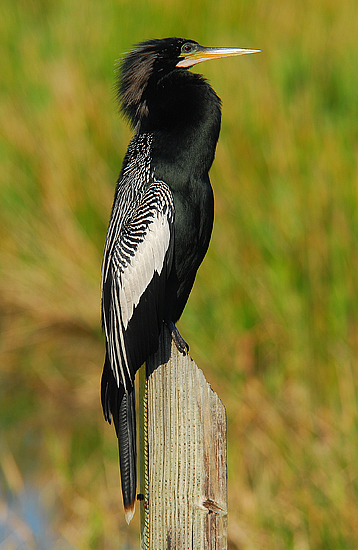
(101, 37, 259, 523)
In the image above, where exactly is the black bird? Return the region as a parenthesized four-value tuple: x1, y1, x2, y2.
(101, 37, 259, 523)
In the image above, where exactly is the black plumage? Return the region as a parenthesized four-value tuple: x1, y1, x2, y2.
(101, 37, 259, 523)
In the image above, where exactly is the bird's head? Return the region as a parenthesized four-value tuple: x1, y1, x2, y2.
(117, 37, 259, 128)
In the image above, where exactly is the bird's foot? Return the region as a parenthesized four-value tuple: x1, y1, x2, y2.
(166, 321, 189, 355)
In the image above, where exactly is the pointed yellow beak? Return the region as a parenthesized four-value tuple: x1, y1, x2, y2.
(176, 45, 261, 68)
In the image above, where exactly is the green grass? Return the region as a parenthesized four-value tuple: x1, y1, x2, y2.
(1, 0, 358, 548)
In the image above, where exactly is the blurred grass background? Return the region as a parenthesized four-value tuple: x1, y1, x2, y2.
(1, 0, 358, 548)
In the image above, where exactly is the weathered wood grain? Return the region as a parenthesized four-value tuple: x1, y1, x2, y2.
(140, 326, 227, 549)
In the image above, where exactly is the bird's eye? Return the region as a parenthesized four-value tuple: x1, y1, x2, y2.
(181, 43, 194, 54)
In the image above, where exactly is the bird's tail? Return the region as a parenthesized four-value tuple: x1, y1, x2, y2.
(101, 360, 137, 523)
(116, 386, 137, 523)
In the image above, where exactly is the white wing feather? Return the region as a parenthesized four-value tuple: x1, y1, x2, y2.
(102, 179, 174, 389)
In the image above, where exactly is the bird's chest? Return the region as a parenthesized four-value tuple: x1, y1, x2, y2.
(172, 177, 214, 273)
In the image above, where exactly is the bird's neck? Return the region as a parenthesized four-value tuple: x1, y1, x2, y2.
(137, 70, 222, 184)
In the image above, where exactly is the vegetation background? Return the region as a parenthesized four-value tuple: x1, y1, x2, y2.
(1, 0, 358, 548)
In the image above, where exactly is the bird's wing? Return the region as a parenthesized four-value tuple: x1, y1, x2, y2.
(101, 179, 174, 391)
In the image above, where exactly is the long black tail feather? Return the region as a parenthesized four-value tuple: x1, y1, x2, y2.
(101, 357, 137, 523)
(116, 387, 137, 522)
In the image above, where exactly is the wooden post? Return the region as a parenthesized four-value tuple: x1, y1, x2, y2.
(139, 326, 227, 549)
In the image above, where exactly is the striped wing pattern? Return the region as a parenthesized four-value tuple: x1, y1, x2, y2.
(101, 154, 174, 390)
